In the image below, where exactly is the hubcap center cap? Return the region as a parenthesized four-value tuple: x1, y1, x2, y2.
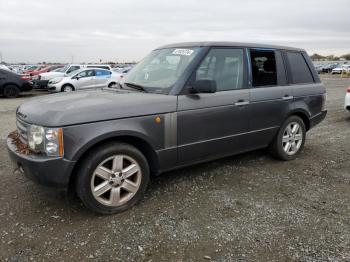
(110, 172, 123, 186)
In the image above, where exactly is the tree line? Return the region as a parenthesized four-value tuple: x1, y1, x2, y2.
(310, 53, 350, 61)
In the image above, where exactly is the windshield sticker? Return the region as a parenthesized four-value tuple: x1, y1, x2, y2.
(172, 49, 194, 56)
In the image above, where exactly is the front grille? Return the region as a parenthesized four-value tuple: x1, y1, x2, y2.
(16, 118, 29, 144)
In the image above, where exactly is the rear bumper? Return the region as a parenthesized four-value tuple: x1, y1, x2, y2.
(310, 110, 327, 129)
(7, 136, 76, 188)
(22, 81, 33, 92)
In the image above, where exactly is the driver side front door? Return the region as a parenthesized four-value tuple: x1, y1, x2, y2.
(177, 48, 251, 165)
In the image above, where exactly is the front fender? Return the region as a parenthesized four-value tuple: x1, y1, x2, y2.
(62, 115, 165, 161)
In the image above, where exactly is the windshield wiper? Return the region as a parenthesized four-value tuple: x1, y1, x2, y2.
(123, 82, 147, 93)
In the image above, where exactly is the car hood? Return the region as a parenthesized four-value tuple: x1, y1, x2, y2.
(16, 89, 177, 127)
(40, 72, 65, 80)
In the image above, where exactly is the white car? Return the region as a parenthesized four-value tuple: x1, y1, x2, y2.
(112, 67, 132, 82)
(345, 87, 350, 111)
(35, 64, 113, 87)
(47, 68, 118, 92)
(332, 64, 350, 74)
(0, 64, 11, 71)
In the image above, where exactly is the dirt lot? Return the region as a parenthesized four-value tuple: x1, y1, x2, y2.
(1, 77, 350, 261)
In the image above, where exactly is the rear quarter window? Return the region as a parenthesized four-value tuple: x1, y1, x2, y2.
(286, 52, 314, 84)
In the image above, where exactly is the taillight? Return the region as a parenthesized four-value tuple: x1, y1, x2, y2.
(347, 87, 350, 93)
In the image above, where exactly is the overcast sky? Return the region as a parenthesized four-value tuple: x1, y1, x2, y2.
(0, 0, 349, 63)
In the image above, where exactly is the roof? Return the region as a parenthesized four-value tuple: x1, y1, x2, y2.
(156, 41, 304, 52)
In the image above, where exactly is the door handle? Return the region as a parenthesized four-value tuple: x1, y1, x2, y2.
(282, 95, 294, 101)
(234, 100, 250, 106)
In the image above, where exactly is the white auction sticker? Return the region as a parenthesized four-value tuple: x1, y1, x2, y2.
(172, 49, 194, 56)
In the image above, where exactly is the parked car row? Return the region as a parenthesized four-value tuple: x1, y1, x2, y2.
(0, 63, 134, 97)
(314, 61, 350, 74)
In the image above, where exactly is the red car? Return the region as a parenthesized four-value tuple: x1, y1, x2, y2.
(22, 65, 42, 75)
(31, 65, 63, 76)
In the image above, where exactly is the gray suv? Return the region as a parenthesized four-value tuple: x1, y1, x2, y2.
(7, 42, 327, 214)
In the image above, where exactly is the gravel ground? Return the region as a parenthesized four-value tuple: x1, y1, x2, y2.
(0, 77, 350, 261)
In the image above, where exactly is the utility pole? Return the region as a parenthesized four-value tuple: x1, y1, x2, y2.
(0, 52, 2, 63)
(71, 55, 74, 63)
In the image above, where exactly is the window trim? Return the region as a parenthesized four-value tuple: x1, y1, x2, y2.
(182, 46, 248, 94)
(76, 69, 95, 78)
(248, 48, 279, 88)
(283, 50, 315, 85)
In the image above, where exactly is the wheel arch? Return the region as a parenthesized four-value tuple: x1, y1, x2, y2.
(288, 109, 311, 131)
(61, 83, 75, 92)
(68, 134, 160, 188)
(108, 81, 117, 87)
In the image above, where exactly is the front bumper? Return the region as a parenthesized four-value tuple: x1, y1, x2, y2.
(7, 136, 76, 188)
(310, 110, 327, 129)
(33, 80, 49, 89)
(47, 84, 59, 92)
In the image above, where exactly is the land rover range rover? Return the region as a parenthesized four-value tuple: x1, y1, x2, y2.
(7, 42, 327, 214)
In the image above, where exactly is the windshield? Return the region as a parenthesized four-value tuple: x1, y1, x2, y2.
(57, 65, 69, 73)
(123, 47, 200, 93)
(53, 66, 65, 72)
(67, 69, 83, 77)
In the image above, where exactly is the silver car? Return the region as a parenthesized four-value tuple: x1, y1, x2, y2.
(48, 68, 118, 92)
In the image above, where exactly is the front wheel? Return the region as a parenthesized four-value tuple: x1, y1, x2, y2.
(61, 85, 74, 92)
(269, 116, 306, 161)
(76, 142, 150, 214)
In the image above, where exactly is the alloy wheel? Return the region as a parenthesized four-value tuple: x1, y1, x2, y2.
(282, 122, 303, 155)
(91, 155, 142, 207)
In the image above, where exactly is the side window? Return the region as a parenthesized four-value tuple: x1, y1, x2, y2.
(95, 70, 111, 76)
(286, 52, 314, 84)
(250, 50, 277, 87)
(195, 48, 244, 91)
(67, 66, 80, 74)
(77, 70, 94, 78)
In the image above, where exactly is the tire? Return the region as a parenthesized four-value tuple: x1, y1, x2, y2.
(269, 116, 306, 161)
(76, 142, 150, 214)
(108, 82, 116, 88)
(3, 85, 20, 98)
(61, 85, 74, 92)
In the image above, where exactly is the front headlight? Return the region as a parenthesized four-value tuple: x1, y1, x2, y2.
(50, 78, 62, 84)
(28, 125, 64, 157)
(28, 125, 45, 152)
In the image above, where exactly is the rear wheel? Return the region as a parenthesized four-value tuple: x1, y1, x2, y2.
(76, 142, 150, 214)
(3, 85, 20, 98)
(269, 116, 306, 161)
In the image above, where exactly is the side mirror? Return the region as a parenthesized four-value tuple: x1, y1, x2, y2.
(73, 76, 80, 80)
(190, 80, 217, 94)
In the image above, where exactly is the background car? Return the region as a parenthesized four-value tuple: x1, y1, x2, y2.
(112, 66, 132, 82)
(29, 65, 63, 77)
(345, 86, 350, 111)
(0, 64, 11, 71)
(0, 69, 33, 98)
(35, 64, 112, 89)
(321, 63, 339, 73)
(47, 68, 117, 92)
(332, 64, 350, 74)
